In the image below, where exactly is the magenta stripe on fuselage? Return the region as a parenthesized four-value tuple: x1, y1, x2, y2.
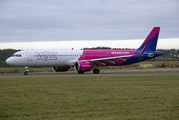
(79, 50, 137, 66)
(141, 27, 160, 46)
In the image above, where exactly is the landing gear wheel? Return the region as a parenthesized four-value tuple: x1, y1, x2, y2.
(93, 69, 100, 74)
(24, 67, 29, 75)
(78, 71, 84, 74)
(24, 71, 29, 75)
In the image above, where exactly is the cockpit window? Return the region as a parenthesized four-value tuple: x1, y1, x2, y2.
(12, 54, 22, 57)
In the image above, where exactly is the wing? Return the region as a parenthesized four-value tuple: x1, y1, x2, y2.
(85, 45, 147, 66)
(86, 54, 132, 65)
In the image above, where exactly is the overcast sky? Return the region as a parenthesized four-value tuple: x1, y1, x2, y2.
(0, 0, 179, 49)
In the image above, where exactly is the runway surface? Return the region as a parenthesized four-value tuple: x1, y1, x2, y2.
(0, 71, 178, 78)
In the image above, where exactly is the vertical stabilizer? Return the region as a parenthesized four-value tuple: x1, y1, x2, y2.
(138, 27, 160, 51)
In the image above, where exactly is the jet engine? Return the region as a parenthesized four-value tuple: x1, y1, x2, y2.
(74, 61, 92, 73)
(52, 66, 70, 72)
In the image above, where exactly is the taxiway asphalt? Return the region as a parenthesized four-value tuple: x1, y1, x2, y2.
(0, 71, 178, 78)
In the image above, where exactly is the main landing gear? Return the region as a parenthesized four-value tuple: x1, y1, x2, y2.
(77, 69, 100, 74)
(24, 67, 29, 75)
(93, 69, 100, 74)
(78, 71, 84, 74)
(93, 64, 100, 74)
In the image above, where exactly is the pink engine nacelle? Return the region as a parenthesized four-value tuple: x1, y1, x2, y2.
(52, 66, 70, 72)
(74, 61, 92, 72)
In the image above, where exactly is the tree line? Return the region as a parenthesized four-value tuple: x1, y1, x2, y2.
(0, 49, 20, 67)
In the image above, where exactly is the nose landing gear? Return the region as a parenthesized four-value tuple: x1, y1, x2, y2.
(24, 67, 29, 75)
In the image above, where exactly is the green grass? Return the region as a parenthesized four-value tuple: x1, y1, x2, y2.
(0, 75, 179, 120)
(0, 67, 53, 74)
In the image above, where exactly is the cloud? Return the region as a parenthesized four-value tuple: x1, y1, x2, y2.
(1, 38, 178, 50)
(0, 0, 179, 42)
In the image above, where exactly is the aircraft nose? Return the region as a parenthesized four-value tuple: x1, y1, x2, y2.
(6, 58, 13, 65)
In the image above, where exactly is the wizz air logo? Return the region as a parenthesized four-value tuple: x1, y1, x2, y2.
(36, 51, 57, 61)
(111, 52, 130, 54)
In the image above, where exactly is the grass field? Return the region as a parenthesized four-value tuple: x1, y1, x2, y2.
(0, 67, 53, 74)
(0, 75, 179, 120)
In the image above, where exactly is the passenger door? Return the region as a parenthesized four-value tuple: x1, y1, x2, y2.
(26, 51, 32, 61)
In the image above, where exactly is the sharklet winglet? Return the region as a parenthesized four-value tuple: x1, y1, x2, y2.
(133, 44, 148, 56)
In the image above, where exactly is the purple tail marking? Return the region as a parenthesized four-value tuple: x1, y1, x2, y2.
(138, 27, 160, 51)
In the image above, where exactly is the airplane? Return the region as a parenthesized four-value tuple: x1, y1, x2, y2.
(6, 27, 163, 75)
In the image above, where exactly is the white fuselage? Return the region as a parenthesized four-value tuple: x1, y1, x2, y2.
(6, 50, 83, 67)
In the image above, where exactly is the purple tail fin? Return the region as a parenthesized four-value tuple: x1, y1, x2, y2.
(138, 27, 160, 51)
